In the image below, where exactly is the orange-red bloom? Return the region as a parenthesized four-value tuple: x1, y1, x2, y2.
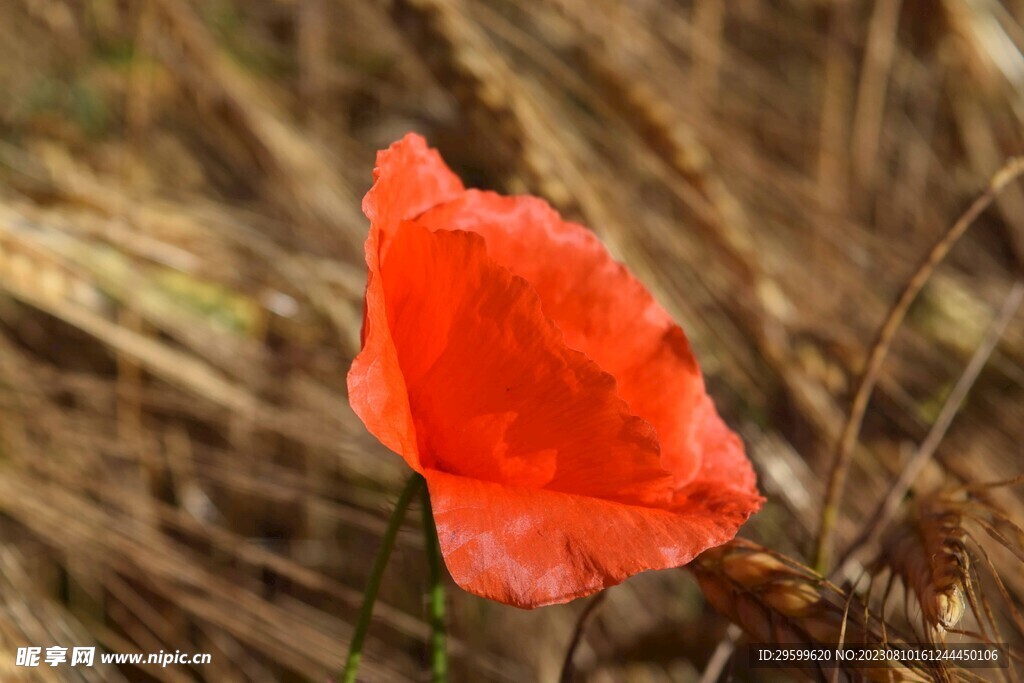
(348, 134, 763, 608)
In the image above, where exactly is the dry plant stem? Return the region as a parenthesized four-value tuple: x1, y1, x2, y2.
(342, 474, 424, 683)
(816, 156, 1024, 573)
(697, 624, 742, 683)
(833, 281, 1024, 580)
(831, 589, 858, 683)
(558, 591, 607, 683)
(421, 485, 448, 683)
(851, 0, 903, 190)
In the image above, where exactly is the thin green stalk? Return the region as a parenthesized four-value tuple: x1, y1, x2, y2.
(421, 484, 448, 683)
(342, 474, 424, 683)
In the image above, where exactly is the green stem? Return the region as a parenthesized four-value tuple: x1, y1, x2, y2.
(421, 485, 448, 682)
(342, 474, 424, 683)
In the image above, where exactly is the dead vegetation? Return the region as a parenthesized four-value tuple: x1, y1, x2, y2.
(1, 0, 1024, 680)
(693, 539, 942, 682)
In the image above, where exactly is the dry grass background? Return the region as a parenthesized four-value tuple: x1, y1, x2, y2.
(1, 0, 1024, 681)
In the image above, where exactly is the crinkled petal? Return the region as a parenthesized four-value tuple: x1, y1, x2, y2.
(380, 218, 674, 505)
(418, 191, 705, 487)
(360, 133, 465, 247)
(424, 466, 762, 608)
(347, 134, 465, 470)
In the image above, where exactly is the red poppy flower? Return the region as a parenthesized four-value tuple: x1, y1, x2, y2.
(348, 134, 763, 608)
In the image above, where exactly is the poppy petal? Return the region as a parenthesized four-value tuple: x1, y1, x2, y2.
(417, 191, 705, 487)
(361, 133, 465, 244)
(685, 393, 758, 496)
(380, 218, 674, 505)
(423, 467, 762, 608)
(347, 134, 465, 470)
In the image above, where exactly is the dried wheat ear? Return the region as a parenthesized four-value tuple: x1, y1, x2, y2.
(692, 539, 991, 682)
(871, 477, 1024, 650)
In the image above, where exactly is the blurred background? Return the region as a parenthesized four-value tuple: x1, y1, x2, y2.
(1, 0, 1023, 681)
